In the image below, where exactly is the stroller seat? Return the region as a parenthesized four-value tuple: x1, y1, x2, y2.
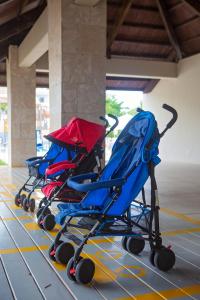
(42, 182, 82, 203)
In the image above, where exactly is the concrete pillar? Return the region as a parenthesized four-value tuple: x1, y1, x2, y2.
(48, 0, 106, 131)
(7, 46, 36, 167)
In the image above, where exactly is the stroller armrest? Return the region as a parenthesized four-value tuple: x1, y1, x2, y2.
(26, 156, 43, 163)
(67, 173, 125, 192)
(26, 158, 52, 167)
(45, 161, 77, 176)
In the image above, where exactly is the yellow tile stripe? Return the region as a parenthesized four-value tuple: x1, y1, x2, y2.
(162, 227, 200, 236)
(5, 184, 16, 190)
(0, 245, 49, 254)
(161, 207, 200, 225)
(0, 191, 12, 198)
(0, 200, 12, 203)
(8, 204, 21, 210)
(2, 216, 32, 221)
(117, 283, 200, 300)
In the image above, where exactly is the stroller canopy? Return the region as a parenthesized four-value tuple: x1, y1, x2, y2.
(45, 117, 105, 153)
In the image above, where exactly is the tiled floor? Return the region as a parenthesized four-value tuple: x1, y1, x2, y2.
(0, 163, 200, 300)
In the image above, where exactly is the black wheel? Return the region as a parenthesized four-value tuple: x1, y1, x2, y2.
(29, 198, 35, 212)
(126, 237, 145, 255)
(42, 214, 56, 231)
(37, 214, 44, 229)
(66, 257, 77, 282)
(36, 207, 51, 219)
(154, 248, 175, 272)
(20, 194, 26, 207)
(23, 198, 29, 212)
(48, 241, 63, 261)
(149, 249, 155, 266)
(55, 242, 75, 265)
(121, 236, 128, 251)
(14, 194, 20, 206)
(75, 258, 95, 284)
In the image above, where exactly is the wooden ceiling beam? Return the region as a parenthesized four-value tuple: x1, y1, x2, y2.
(108, 3, 159, 13)
(106, 76, 148, 82)
(115, 38, 171, 48)
(143, 79, 160, 93)
(108, 21, 165, 31)
(0, 4, 46, 44)
(182, 0, 200, 16)
(107, 0, 134, 57)
(110, 51, 172, 61)
(18, 0, 30, 16)
(156, 0, 182, 61)
(106, 85, 143, 92)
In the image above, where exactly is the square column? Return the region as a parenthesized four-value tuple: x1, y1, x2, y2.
(7, 46, 36, 167)
(48, 0, 106, 131)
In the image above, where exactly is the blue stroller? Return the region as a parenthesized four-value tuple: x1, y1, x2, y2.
(14, 143, 70, 212)
(48, 104, 178, 284)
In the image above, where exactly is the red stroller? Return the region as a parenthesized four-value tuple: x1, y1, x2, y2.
(36, 114, 118, 230)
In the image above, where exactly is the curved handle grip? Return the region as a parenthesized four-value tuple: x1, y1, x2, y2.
(160, 104, 178, 138)
(99, 116, 109, 128)
(162, 104, 178, 129)
(105, 114, 119, 137)
(136, 107, 143, 113)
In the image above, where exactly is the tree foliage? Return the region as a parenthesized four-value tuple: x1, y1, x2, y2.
(0, 103, 7, 112)
(106, 95, 128, 117)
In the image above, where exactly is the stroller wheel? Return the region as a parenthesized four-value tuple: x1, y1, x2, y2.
(154, 247, 175, 272)
(55, 242, 75, 265)
(36, 207, 51, 219)
(20, 194, 26, 207)
(149, 249, 155, 266)
(43, 214, 56, 231)
(30, 198, 35, 212)
(75, 258, 95, 284)
(121, 237, 128, 251)
(48, 241, 63, 261)
(49, 244, 56, 261)
(14, 194, 21, 206)
(37, 214, 44, 229)
(23, 198, 29, 212)
(126, 237, 145, 255)
(66, 257, 77, 282)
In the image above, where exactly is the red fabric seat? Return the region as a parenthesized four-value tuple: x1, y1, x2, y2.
(42, 181, 82, 202)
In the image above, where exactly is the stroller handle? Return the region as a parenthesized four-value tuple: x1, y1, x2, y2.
(162, 104, 178, 128)
(160, 104, 178, 138)
(136, 107, 143, 113)
(105, 114, 119, 137)
(99, 116, 109, 128)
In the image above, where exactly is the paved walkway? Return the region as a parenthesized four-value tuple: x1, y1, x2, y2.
(0, 163, 200, 300)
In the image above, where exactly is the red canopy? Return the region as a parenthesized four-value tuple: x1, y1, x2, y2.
(45, 117, 105, 152)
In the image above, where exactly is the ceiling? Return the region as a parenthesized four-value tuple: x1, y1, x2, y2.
(0, 0, 200, 92)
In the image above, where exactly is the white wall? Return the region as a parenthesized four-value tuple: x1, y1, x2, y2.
(143, 53, 200, 164)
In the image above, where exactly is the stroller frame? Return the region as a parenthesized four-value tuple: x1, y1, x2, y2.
(36, 115, 119, 230)
(49, 104, 178, 285)
(14, 147, 65, 212)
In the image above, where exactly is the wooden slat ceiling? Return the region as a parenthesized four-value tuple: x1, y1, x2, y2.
(0, 0, 200, 92)
(107, 0, 200, 92)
